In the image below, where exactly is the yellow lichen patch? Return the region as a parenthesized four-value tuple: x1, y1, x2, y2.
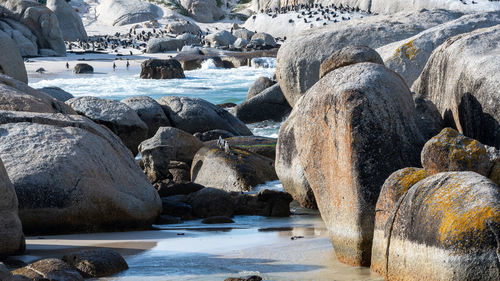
(396, 168, 428, 196)
(423, 176, 500, 245)
(395, 39, 417, 60)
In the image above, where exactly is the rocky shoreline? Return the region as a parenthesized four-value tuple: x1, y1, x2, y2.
(1, 0, 500, 280)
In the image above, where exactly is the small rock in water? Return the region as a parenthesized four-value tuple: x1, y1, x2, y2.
(291, 236, 304, 240)
(225, 275, 262, 281)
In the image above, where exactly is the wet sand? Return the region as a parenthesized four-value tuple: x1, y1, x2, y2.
(17, 215, 382, 281)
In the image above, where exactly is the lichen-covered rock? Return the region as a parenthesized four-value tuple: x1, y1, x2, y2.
(319, 45, 384, 79)
(0, 31, 27, 83)
(377, 11, 500, 87)
(187, 187, 235, 218)
(276, 113, 315, 209)
(191, 146, 277, 192)
(0, 156, 25, 256)
(412, 25, 500, 148)
(96, 0, 162, 26)
(12, 258, 83, 281)
(158, 96, 252, 136)
(66, 96, 148, 155)
(371, 167, 428, 276)
(292, 62, 425, 266)
(378, 171, 500, 281)
(276, 9, 462, 107)
(140, 59, 185, 79)
(121, 96, 170, 138)
(62, 248, 128, 278)
(421, 128, 490, 176)
(232, 84, 291, 123)
(0, 111, 161, 234)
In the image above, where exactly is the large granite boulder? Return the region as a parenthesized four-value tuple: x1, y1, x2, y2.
(205, 30, 237, 47)
(370, 0, 500, 14)
(121, 96, 170, 138)
(421, 128, 491, 176)
(233, 28, 254, 41)
(412, 25, 500, 148)
(0, 156, 25, 256)
(232, 84, 291, 123)
(291, 63, 425, 266)
(158, 96, 252, 136)
(276, 9, 462, 107)
(62, 248, 128, 278)
(96, 0, 162, 26)
(39, 86, 74, 102)
(66, 96, 148, 156)
(250, 32, 276, 47)
(164, 19, 201, 35)
(276, 113, 315, 209)
(146, 38, 184, 53)
(139, 126, 204, 165)
(0, 31, 27, 83)
(0, 111, 161, 234)
(187, 187, 235, 218)
(373, 171, 500, 280)
(0, 18, 38, 57)
(0, 0, 66, 56)
(140, 59, 185, 79)
(247, 77, 275, 100)
(47, 0, 88, 41)
(12, 258, 83, 281)
(0, 74, 74, 114)
(319, 45, 384, 79)
(377, 11, 500, 87)
(180, 0, 225, 23)
(191, 146, 277, 192)
(371, 167, 429, 276)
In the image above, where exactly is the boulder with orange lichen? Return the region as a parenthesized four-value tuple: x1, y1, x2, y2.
(378, 171, 500, 281)
(371, 167, 428, 276)
(421, 128, 490, 176)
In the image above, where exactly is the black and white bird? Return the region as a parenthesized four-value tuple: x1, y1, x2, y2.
(35, 67, 46, 74)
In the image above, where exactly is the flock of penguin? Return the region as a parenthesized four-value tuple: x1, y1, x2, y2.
(252, 3, 370, 26)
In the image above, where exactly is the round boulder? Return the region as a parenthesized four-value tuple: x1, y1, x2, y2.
(232, 84, 291, 123)
(62, 248, 128, 278)
(121, 96, 170, 138)
(319, 46, 384, 79)
(73, 63, 94, 74)
(46, 0, 88, 41)
(187, 187, 235, 218)
(66, 96, 148, 156)
(140, 59, 185, 79)
(12, 258, 83, 281)
(421, 128, 490, 176)
(39, 86, 74, 102)
(246, 76, 275, 100)
(0, 111, 161, 234)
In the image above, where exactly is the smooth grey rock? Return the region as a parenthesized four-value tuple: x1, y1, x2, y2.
(140, 59, 185, 79)
(164, 19, 201, 35)
(233, 28, 254, 40)
(121, 96, 170, 138)
(12, 258, 83, 281)
(233, 37, 248, 48)
(246, 76, 275, 100)
(180, 0, 225, 23)
(187, 187, 235, 218)
(96, 0, 161, 26)
(47, 0, 88, 41)
(276, 9, 463, 107)
(0, 110, 161, 234)
(250, 32, 276, 47)
(205, 30, 237, 47)
(0, 21, 38, 57)
(146, 37, 184, 53)
(378, 11, 500, 87)
(66, 96, 148, 155)
(158, 96, 252, 136)
(0, 31, 27, 83)
(39, 86, 74, 102)
(73, 63, 93, 74)
(232, 84, 291, 123)
(176, 33, 200, 46)
(62, 248, 128, 278)
(412, 25, 500, 148)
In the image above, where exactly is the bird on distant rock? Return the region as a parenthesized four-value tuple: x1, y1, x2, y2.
(66, 62, 69, 69)
(113, 62, 116, 70)
(224, 141, 231, 153)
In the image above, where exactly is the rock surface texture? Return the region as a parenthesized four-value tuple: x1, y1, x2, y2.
(121, 96, 171, 138)
(66, 96, 148, 156)
(291, 63, 425, 266)
(46, 0, 88, 41)
(412, 25, 500, 149)
(0, 111, 161, 234)
(96, 0, 162, 26)
(0, 31, 28, 83)
(180, 0, 225, 23)
(276, 9, 462, 106)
